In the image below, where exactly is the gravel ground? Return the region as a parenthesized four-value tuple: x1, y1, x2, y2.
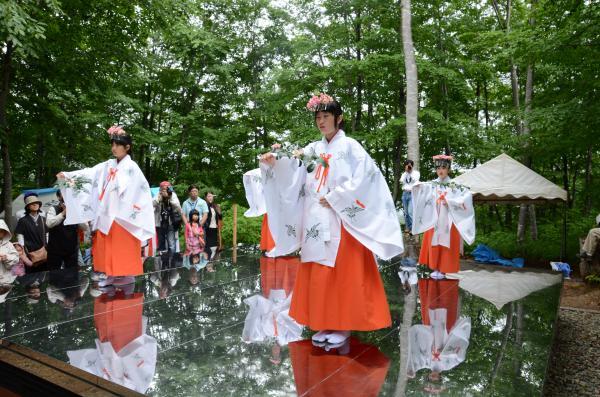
(543, 308, 600, 396)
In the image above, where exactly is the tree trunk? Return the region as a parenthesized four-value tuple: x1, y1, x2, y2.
(584, 146, 593, 215)
(0, 41, 13, 230)
(395, 284, 417, 396)
(401, 0, 420, 170)
(488, 302, 514, 389)
(353, 10, 363, 132)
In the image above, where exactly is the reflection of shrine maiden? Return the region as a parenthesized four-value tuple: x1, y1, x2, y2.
(67, 292, 157, 394)
(242, 256, 302, 346)
(407, 279, 471, 377)
(67, 316, 157, 394)
(407, 311, 471, 376)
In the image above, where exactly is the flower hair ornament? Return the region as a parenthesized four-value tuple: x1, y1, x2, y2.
(433, 154, 453, 168)
(306, 93, 334, 112)
(107, 124, 132, 146)
(107, 125, 126, 137)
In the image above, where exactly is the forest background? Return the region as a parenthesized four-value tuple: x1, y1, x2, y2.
(1, 0, 598, 265)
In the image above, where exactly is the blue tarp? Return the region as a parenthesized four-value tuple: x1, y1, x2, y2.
(472, 244, 525, 268)
(22, 187, 59, 195)
(550, 262, 571, 279)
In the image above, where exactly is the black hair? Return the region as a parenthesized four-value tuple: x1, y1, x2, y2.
(110, 134, 133, 156)
(404, 160, 414, 167)
(314, 100, 345, 130)
(189, 209, 200, 223)
(188, 184, 199, 193)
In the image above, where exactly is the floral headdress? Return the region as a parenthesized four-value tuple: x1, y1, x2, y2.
(107, 125, 131, 145)
(433, 154, 453, 168)
(306, 93, 334, 112)
(107, 125, 126, 137)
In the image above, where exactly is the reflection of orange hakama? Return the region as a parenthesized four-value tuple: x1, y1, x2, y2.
(260, 214, 276, 251)
(289, 338, 390, 397)
(418, 278, 459, 331)
(94, 292, 144, 352)
(419, 224, 461, 273)
(260, 256, 300, 297)
(289, 226, 391, 331)
(92, 222, 142, 276)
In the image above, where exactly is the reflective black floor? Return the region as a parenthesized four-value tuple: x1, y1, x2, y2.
(0, 248, 562, 396)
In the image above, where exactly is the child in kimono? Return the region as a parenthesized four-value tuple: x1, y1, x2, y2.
(184, 209, 205, 255)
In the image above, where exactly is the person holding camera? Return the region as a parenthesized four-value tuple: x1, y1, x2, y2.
(153, 181, 183, 254)
(400, 159, 420, 234)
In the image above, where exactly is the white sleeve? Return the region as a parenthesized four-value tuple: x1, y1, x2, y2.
(46, 206, 65, 229)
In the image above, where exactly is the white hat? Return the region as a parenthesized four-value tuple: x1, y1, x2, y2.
(0, 219, 11, 241)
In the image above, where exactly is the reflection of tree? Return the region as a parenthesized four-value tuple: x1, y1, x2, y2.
(395, 284, 417, 396)
(488, 302, 514, 389)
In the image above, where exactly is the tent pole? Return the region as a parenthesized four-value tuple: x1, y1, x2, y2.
(561, 202, 567, 261)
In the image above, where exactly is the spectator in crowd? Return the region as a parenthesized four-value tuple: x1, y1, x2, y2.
(0, 219, 19, 293)
(46, 190, 89, 269)
(182, 184, 208, 226)
(11, 243, 28, 277)
(15, 191, 46, 220)
(400, 159, 420, 234)
(184, 209, 205, 255)
(204, 191, 222, 260)
(15, 193, 49, 272)
(153, 181, 183, 254)
(580, 213, 600, 260)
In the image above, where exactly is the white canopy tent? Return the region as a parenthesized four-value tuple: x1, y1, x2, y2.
(454, 153, 567, 203)
(454, 153, 568, 259)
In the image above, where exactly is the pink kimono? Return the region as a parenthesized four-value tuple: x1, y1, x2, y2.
(184, 223, 205, 255)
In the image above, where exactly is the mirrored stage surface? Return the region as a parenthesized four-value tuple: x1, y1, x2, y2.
(0, 248, 562, 396)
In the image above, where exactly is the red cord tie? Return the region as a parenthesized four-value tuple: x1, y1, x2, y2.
(314, 153, 332, 193)
(99, 167, 118, 201)
(436, 191, 447, 206)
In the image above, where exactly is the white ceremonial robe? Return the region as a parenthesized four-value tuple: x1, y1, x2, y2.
(407, 310, 471, 377)
(243, 168, 267, 217)
(260, 157, 307, 257)
(242, 289, 303, 347)
(60, 155, 155, 242)
(259, 130, 403, 267)
(411, 177, 476, 247)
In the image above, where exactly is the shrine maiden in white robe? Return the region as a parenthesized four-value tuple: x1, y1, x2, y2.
(260, 130, 404, 266)
(411, 177, 476, 247)
(60, 154, 155, 241)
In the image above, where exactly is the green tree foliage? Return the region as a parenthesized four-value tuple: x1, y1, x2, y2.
(0, 0, 598, 260)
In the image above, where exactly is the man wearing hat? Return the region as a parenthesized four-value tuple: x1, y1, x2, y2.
(15, 192, 49, 272)
(153, 181, 183, 254)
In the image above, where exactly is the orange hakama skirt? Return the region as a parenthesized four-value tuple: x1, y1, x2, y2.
(419, 224, 461, 273)
(289, 338, 390, 397)
(289, 226, 391, 331)
(418, 278, 459, 331)
(92, 222, 143, 277)
(94, 292, 144, 352)
(260, 214, 276, 252)
(260, 255, 300, 297)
